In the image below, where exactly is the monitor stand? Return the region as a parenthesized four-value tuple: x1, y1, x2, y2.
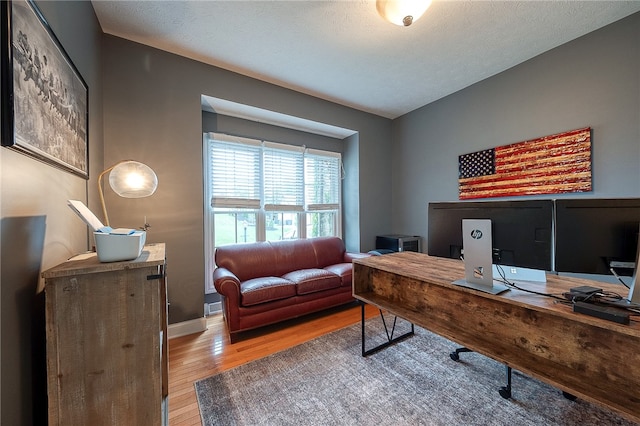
(452, 279, 509, 295)
(597, 241, 639, 309)
(628, 241, 640, 304)
(612, 237, 640, 307)
(455, 219, 510, 295)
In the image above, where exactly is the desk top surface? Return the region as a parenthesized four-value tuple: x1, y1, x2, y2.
(354, 251, 639, 335)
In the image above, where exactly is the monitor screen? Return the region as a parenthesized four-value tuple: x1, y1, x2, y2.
(428, 200, 553, 271)
(555, 198, 640, 276)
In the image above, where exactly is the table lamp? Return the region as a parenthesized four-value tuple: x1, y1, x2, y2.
(98, 160, 158, 226)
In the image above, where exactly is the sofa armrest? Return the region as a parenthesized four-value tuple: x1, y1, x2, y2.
(343, 252, 372, 263)
(213, 267, 241, 301)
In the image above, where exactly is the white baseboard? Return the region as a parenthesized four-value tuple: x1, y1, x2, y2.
(168, 316, 207, 339)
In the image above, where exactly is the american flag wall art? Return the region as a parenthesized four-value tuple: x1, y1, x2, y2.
(458, 127, 592, 200)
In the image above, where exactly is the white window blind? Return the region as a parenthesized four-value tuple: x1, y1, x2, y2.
(210, 135, 261, 209)
(305, 149, 341, 211)
(206, 132, 341, 227)
(263, 142, 304, 211)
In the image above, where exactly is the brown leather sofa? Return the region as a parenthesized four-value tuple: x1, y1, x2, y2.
(213, 236, 370, 342)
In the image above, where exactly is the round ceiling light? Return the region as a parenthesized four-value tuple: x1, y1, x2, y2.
(376, 0, 432, 27)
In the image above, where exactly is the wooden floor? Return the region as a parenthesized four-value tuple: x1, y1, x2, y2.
(167, 303, 379, 425)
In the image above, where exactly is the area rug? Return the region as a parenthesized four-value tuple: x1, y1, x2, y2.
(195, 316, 636, 425)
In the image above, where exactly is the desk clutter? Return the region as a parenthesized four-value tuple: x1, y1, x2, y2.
(563, 285, 638, 324)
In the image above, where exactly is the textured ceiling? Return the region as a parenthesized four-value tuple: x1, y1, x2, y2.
(92, 1, 640, 119)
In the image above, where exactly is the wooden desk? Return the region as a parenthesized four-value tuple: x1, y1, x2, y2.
(353, 252, 640, 423)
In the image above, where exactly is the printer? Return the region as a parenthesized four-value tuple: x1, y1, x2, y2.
(68, 200, 146, 262)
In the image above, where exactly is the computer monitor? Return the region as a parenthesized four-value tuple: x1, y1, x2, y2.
(555, 198, 640, 302)
(555, 198, 639, 275)
(428, 200, 554, 271)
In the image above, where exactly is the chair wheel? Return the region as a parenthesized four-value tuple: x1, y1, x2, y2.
(499, 386, 511, 399)
(562, 391, 577, 401)
(449, 352, 459, 361)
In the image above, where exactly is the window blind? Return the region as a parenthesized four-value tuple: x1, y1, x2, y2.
(263, 142, 304, 211)
(210, 135, 261, 209)
(305, 149, 340, 211)
(207, 134, 341, 213)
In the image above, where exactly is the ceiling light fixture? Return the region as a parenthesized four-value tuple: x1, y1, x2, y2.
(376, 0, 432, 27)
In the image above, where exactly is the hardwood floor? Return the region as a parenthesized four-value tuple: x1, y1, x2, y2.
(167, 302, 379, 425)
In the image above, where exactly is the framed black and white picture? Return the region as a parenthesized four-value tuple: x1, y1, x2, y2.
(1, 0, 88, 178)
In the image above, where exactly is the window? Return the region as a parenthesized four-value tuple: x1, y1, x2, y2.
(305, 149, 341, 238)
(203, 133, 342, 293)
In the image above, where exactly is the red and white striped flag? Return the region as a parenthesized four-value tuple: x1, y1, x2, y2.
(458, 127, 592, 200)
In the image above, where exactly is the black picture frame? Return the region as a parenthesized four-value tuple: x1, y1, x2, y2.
(1, 0, 88, 178)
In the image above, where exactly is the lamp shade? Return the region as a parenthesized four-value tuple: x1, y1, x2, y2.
(98, 160, 158, 226)
(108, 161, 158, 198)
(376, 0, 432, 27)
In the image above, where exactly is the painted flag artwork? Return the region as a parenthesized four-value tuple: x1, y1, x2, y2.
(458, 127, 592, 200)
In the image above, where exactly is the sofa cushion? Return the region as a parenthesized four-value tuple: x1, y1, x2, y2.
(240, 277, 297, 306)
(323, 263, 353, 287)
(271, 239, 320, 274)
(283, 269, 341, 295)
(311, 237, 346, 267)
(216, 242, 278, 282)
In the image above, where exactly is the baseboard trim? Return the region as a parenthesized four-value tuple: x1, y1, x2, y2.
(168, 316, 207, 339)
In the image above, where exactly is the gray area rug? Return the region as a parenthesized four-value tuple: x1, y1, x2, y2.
(195, 315, 637, 425)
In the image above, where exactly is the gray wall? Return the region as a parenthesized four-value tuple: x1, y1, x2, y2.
(0, 1, 103, 424)
(102, 36, 392, 324)
(391, 12, 640, 242)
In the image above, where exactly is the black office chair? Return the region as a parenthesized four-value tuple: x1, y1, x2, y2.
(449, 347, 513, 398)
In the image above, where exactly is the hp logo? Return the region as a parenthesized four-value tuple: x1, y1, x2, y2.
(470, 229, 483, 240)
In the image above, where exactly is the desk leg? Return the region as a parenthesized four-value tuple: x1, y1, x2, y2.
(361, 302, 415, 357)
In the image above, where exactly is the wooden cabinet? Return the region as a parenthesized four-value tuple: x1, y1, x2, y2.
(42, 243, 168, 425)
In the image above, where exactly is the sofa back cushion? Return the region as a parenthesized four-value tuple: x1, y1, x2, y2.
(215, 241, 277, 282)
(270, 238, 319, 275)
(311, 237, 346, 266)
(214, 237, 347, 281)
